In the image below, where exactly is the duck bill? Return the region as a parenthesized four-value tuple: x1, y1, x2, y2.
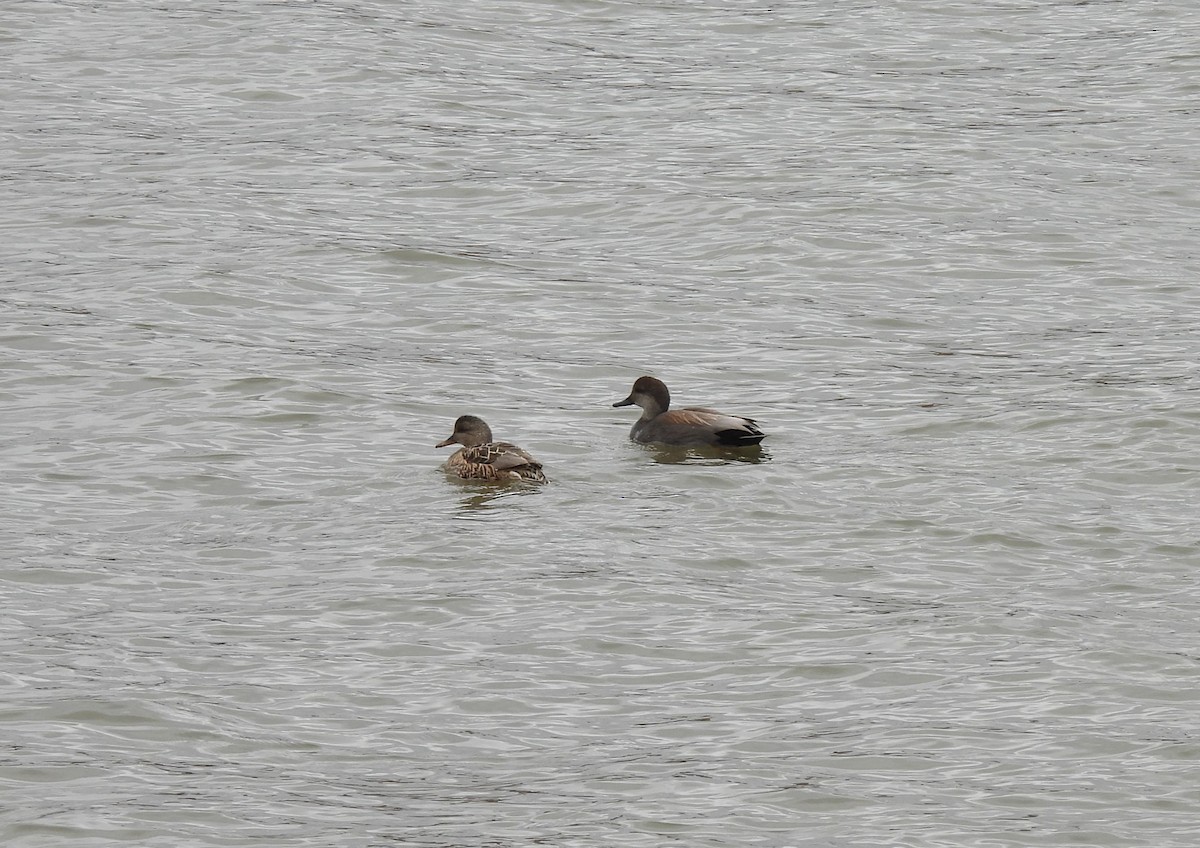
(612, 396, 634, 408)
(435, 436, 456, 448)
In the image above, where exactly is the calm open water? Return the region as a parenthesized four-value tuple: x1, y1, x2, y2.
(4, 1, 1200, 846)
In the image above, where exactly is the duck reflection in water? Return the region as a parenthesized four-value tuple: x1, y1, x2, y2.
(640, 442, 770, 465)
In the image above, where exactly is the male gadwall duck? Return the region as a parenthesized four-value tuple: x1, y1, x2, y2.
(435, 415, 547, 483)
(613, 376, 766, 447)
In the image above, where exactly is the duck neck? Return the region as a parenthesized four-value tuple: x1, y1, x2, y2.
(638, 398, 666, 420)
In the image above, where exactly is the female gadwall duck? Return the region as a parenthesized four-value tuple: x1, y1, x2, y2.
(613, 376, 766, 447)
(435, 415, 547, 483)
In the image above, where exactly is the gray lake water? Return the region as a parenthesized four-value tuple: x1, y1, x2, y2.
(5, 1, 1200, 846)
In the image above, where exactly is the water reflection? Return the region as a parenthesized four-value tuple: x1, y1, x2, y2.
(639, 443, 772, 465)
(442, 475, 544, 516)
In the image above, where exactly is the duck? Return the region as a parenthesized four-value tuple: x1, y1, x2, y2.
(435, 415, 547, 483)
(612, 376, 766, 447)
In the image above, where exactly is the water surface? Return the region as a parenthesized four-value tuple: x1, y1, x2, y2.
(4, 1, 1200, 846)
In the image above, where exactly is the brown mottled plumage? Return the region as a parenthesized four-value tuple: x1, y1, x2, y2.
(613, 376, 766, 447)
(435, 415, 547, 484)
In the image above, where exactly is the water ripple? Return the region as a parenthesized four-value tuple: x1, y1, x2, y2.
(4, 0, 1200, 846)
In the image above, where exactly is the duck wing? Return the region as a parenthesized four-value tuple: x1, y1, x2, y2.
(459, 442, 547, 481)
(497, 442, 544, 470)
(659, 408, 765, 446)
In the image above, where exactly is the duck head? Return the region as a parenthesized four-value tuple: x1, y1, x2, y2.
(436, 415, 494, 448)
